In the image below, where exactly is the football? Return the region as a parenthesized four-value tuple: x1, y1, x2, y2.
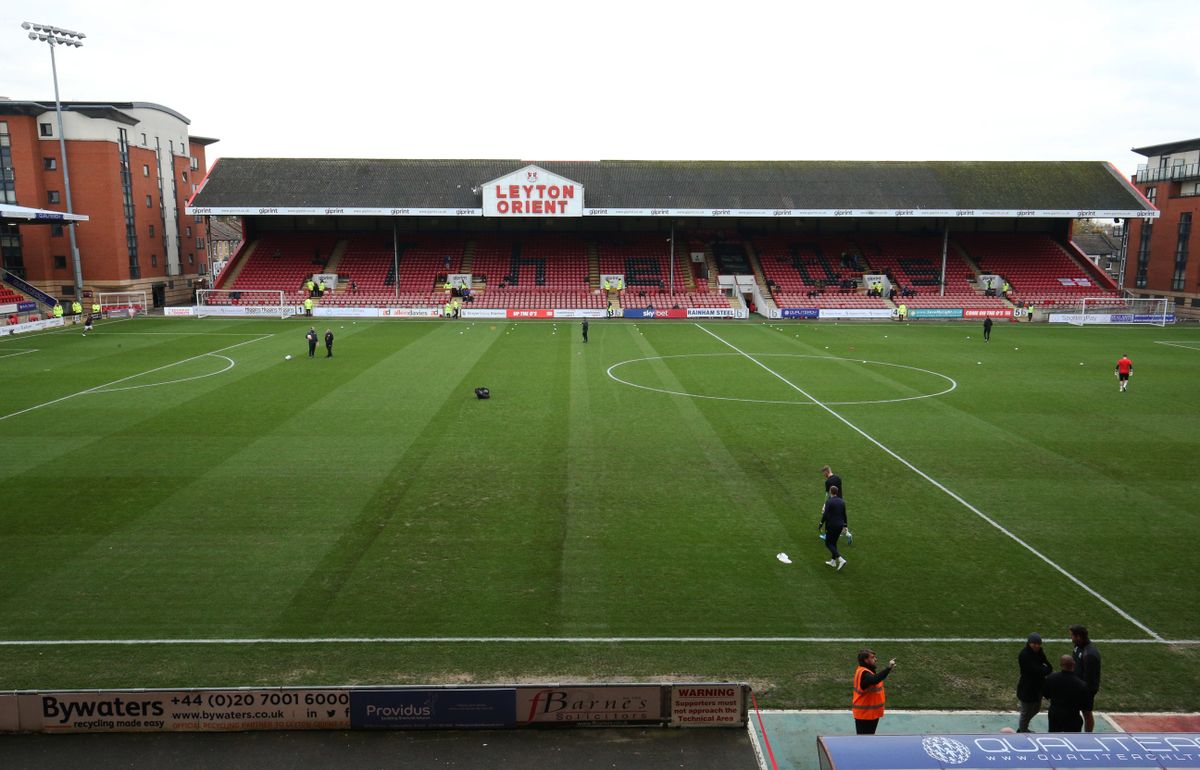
(285, 354, 292, 360)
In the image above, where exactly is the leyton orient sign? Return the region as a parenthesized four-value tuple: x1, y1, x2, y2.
(483, 165, 583, 217)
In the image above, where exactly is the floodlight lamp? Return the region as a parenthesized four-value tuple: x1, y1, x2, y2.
(21, 21, 32, 30)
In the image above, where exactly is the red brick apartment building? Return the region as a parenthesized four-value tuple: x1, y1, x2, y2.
(1126, 138, 1200, 317)
(0, 99, 215, 306)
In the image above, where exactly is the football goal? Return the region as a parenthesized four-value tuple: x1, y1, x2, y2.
(98, 291, 148, 318)
(1067, 296, 1171, 326)
(195, 289, 295, 318)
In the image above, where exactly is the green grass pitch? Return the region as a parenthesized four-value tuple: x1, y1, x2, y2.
(1, 316, 1198, 710)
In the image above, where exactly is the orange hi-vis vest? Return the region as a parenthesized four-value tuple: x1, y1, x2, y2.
(852, 666, 886, 719)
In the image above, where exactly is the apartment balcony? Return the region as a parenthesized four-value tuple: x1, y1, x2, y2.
(1135, 161, 1200, 183)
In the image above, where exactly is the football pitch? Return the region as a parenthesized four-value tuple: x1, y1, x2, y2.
(1, 316, 1198, 711)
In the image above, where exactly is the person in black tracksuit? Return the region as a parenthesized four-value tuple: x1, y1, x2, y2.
(1016, 632, 1052, 732)
(306, 327, 318, 358)
(820, 487, 848, 570)
(325, 329, 334, 358)
(984, 317, 993, 342)
(1042, 655, 1089, 732)
(582, 319, 589, 343)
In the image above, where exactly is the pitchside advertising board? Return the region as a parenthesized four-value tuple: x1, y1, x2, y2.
(818, 733, 1200, 770)
(6, 689, 351, 733)
(1, 684, 748, 733)
(0, 317, 64, 336)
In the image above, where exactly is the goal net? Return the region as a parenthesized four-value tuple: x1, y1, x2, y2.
(195, 289, 295, 318)
(98, 291, 148, 319)
(1067, 296, 1171, 326)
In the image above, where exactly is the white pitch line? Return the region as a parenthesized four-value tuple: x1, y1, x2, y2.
(1154, 340, 1200, 351)
(0, 348, 37, 360)
(0, 335, 273, 423)
(694, 323, 1165, 642)
(0, 636, 1195, 647)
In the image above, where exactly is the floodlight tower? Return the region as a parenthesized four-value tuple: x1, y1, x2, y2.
(22, 21, 86, 300)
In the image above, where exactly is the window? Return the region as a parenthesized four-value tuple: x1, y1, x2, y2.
(185, 226, 192, 237)
(43, 157, 57, 171)
(148, 224, 155, 238)
(143, 164, 150, 177)
(188, 253, 195, 265)
(39, 123, 53, 137)
(146, 195, 153, 208)
(1172, 213, 1192, 291)
(151, 254, 158, 267)
(181, 171, 188, 182)
(1146, 186, 1157, 204)
(196, 237, 205, 249)
(60, 285, 75, 296)
(141, 133, 147, 145)
(1135, 221, 1153, 289)
(51, 223, 64, 237)
(48, 190, 61, 204)
(53, 255, 67, 269)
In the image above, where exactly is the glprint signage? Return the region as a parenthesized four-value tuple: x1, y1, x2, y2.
(483, 165, 583, 217)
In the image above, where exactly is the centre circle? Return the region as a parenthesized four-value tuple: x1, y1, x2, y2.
(606, 353, 957, 405)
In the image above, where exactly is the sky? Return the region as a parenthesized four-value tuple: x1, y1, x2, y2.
(3, 0, 1198, 178)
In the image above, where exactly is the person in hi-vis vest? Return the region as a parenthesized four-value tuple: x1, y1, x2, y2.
(852, 649, 896, 734)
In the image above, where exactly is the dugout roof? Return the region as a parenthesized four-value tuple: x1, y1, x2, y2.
(0, 203, 88, 223)
(187, 158, 1157, 220)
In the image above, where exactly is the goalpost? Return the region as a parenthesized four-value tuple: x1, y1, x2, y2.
(98, 291, 148, 319)
(1067, 296, 1171, 326)
(195, 289, 295, 318)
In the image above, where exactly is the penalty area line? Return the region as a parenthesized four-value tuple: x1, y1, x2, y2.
(0, 636, 1196, 647)
(0, 334, 274, 423)
(694, 323, 1164, 642)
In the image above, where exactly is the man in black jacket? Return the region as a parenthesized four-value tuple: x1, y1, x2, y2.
(306, 327, 318, 358)
(1017, 632, 1052, 732)
(1042, 655, 1089, 732)
(1070, 624, 1102, 732)
(820, 486, 848, 570)
(821, 465, 853, 544)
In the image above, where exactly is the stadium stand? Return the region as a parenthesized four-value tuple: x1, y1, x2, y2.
(470, 234, 599, 309)
(599, 235, 726, 308)
(954, 233, 1121, 308)
(754, 235, 886, 309)
(854, 234, 1007, 309)
(222, 233, 340, 302)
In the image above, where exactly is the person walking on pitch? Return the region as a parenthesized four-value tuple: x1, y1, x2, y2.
(821, 465, 853, 544)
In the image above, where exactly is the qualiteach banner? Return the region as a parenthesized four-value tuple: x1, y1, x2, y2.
(516, 685, 663, 725)
(817, 733, 1200, 770)
(507, 309, 554, 319)
(460, 308, 507, 319)
(780, 308, 820, 319)
(686, 308, 747, 319)
(817, 309, 892, 320)
(25, 688, 351, 733)
(163, 307, 194, 317)
(19, 301, 37, 312)
(350, 689, 515, 730)
(908, 308, 963, 319)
